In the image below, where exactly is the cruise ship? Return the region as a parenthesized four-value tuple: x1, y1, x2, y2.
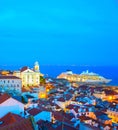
(57, 70, 112, 84)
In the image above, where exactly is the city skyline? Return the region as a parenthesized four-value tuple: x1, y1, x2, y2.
(0, 0, 118, 66)
(0, 1, 118, 129)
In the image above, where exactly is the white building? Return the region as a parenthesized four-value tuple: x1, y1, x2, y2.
(0, 94, 24, 118)
(13, 62, 42, 88)
(27, 108, 52, 122)
(0, 76, 22, 93)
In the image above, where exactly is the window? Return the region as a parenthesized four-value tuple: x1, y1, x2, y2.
(86, 112, 89, 115)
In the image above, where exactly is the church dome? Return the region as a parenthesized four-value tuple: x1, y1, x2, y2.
(34, 61, 39, 66)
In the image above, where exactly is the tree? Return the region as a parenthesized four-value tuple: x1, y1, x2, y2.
(21, 96, 28, 103)
(40, 76, 46, 85)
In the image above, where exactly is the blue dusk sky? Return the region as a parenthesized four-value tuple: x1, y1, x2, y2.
(0, 0, 118, 66)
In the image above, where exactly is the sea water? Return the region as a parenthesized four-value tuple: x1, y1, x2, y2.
(0, 65, 118, 86)
(40, 65, 118, 86)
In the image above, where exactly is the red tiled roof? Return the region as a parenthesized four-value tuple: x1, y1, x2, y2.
(77, 115, 92, 121)
(0, 94, 11, 104)
(57, 97, 65, 102)
(31, 86, 39, 88)
(37, 120, 45, 125)
(104, 90, 118, 95)
(55, 104, 61, 109)
(66, 104, 75, 109)
(0, 113, 23, 127)
(53, 111, 65, 122)
(52, 111, 74, 125)
(0, 118, 34, 130)
(0, 76, 20, 79)
(20, 66, 28, 72)
(22, 87, 29, 92)
(0, 113, 34, 130)
(37, 116, 78, 130)
(28, 108, 42, 116)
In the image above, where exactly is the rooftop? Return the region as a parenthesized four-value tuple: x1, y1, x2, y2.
(0, 94, 11, 104)
(28, 108, 42, 116)
(20, 66, 29, 72)
(0, 76, 21, 79)
(0, 113, 34, 130)
(0, 112, 23, 127)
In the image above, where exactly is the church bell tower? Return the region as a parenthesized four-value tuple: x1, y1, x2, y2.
(34, 61, 40, 72)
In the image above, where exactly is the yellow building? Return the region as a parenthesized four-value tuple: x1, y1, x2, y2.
(13, 62, 42, 87)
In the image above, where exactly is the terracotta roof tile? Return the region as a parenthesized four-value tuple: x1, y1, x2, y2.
(52, 111, 74, 125)
(57, 97, 65, 102)
(22, 87, 29, 92)
(0, 113, 23, 127)
(0, 76, 20, 79)
(0, 94, 11, 104)
(0, 113, 34, 130)
(28, 108, 42, 116)
(0, 119, 34, 130)
(104, 90, 118, 95)
(20, 66, 28, 72)
(77, 115, 92, 121)
(66, 104, 75, 109)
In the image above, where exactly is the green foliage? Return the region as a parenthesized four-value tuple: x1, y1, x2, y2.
(40, 76, 46, 85)
(21, 96, 28, 103)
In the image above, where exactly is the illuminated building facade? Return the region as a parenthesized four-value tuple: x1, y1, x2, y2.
(13, 62, 42, 87)
(0, 76, 22, 93)
(107, 104, 118, 123)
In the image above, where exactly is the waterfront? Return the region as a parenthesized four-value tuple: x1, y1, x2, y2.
(0, 62, 118, 130)
(41, 65, 118, 86)
(0, 65, 118, 85)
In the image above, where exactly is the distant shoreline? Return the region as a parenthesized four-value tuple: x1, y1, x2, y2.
(0, 65, 118, 86)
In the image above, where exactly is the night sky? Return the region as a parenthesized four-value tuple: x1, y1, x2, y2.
(0, 0, 118, 66)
